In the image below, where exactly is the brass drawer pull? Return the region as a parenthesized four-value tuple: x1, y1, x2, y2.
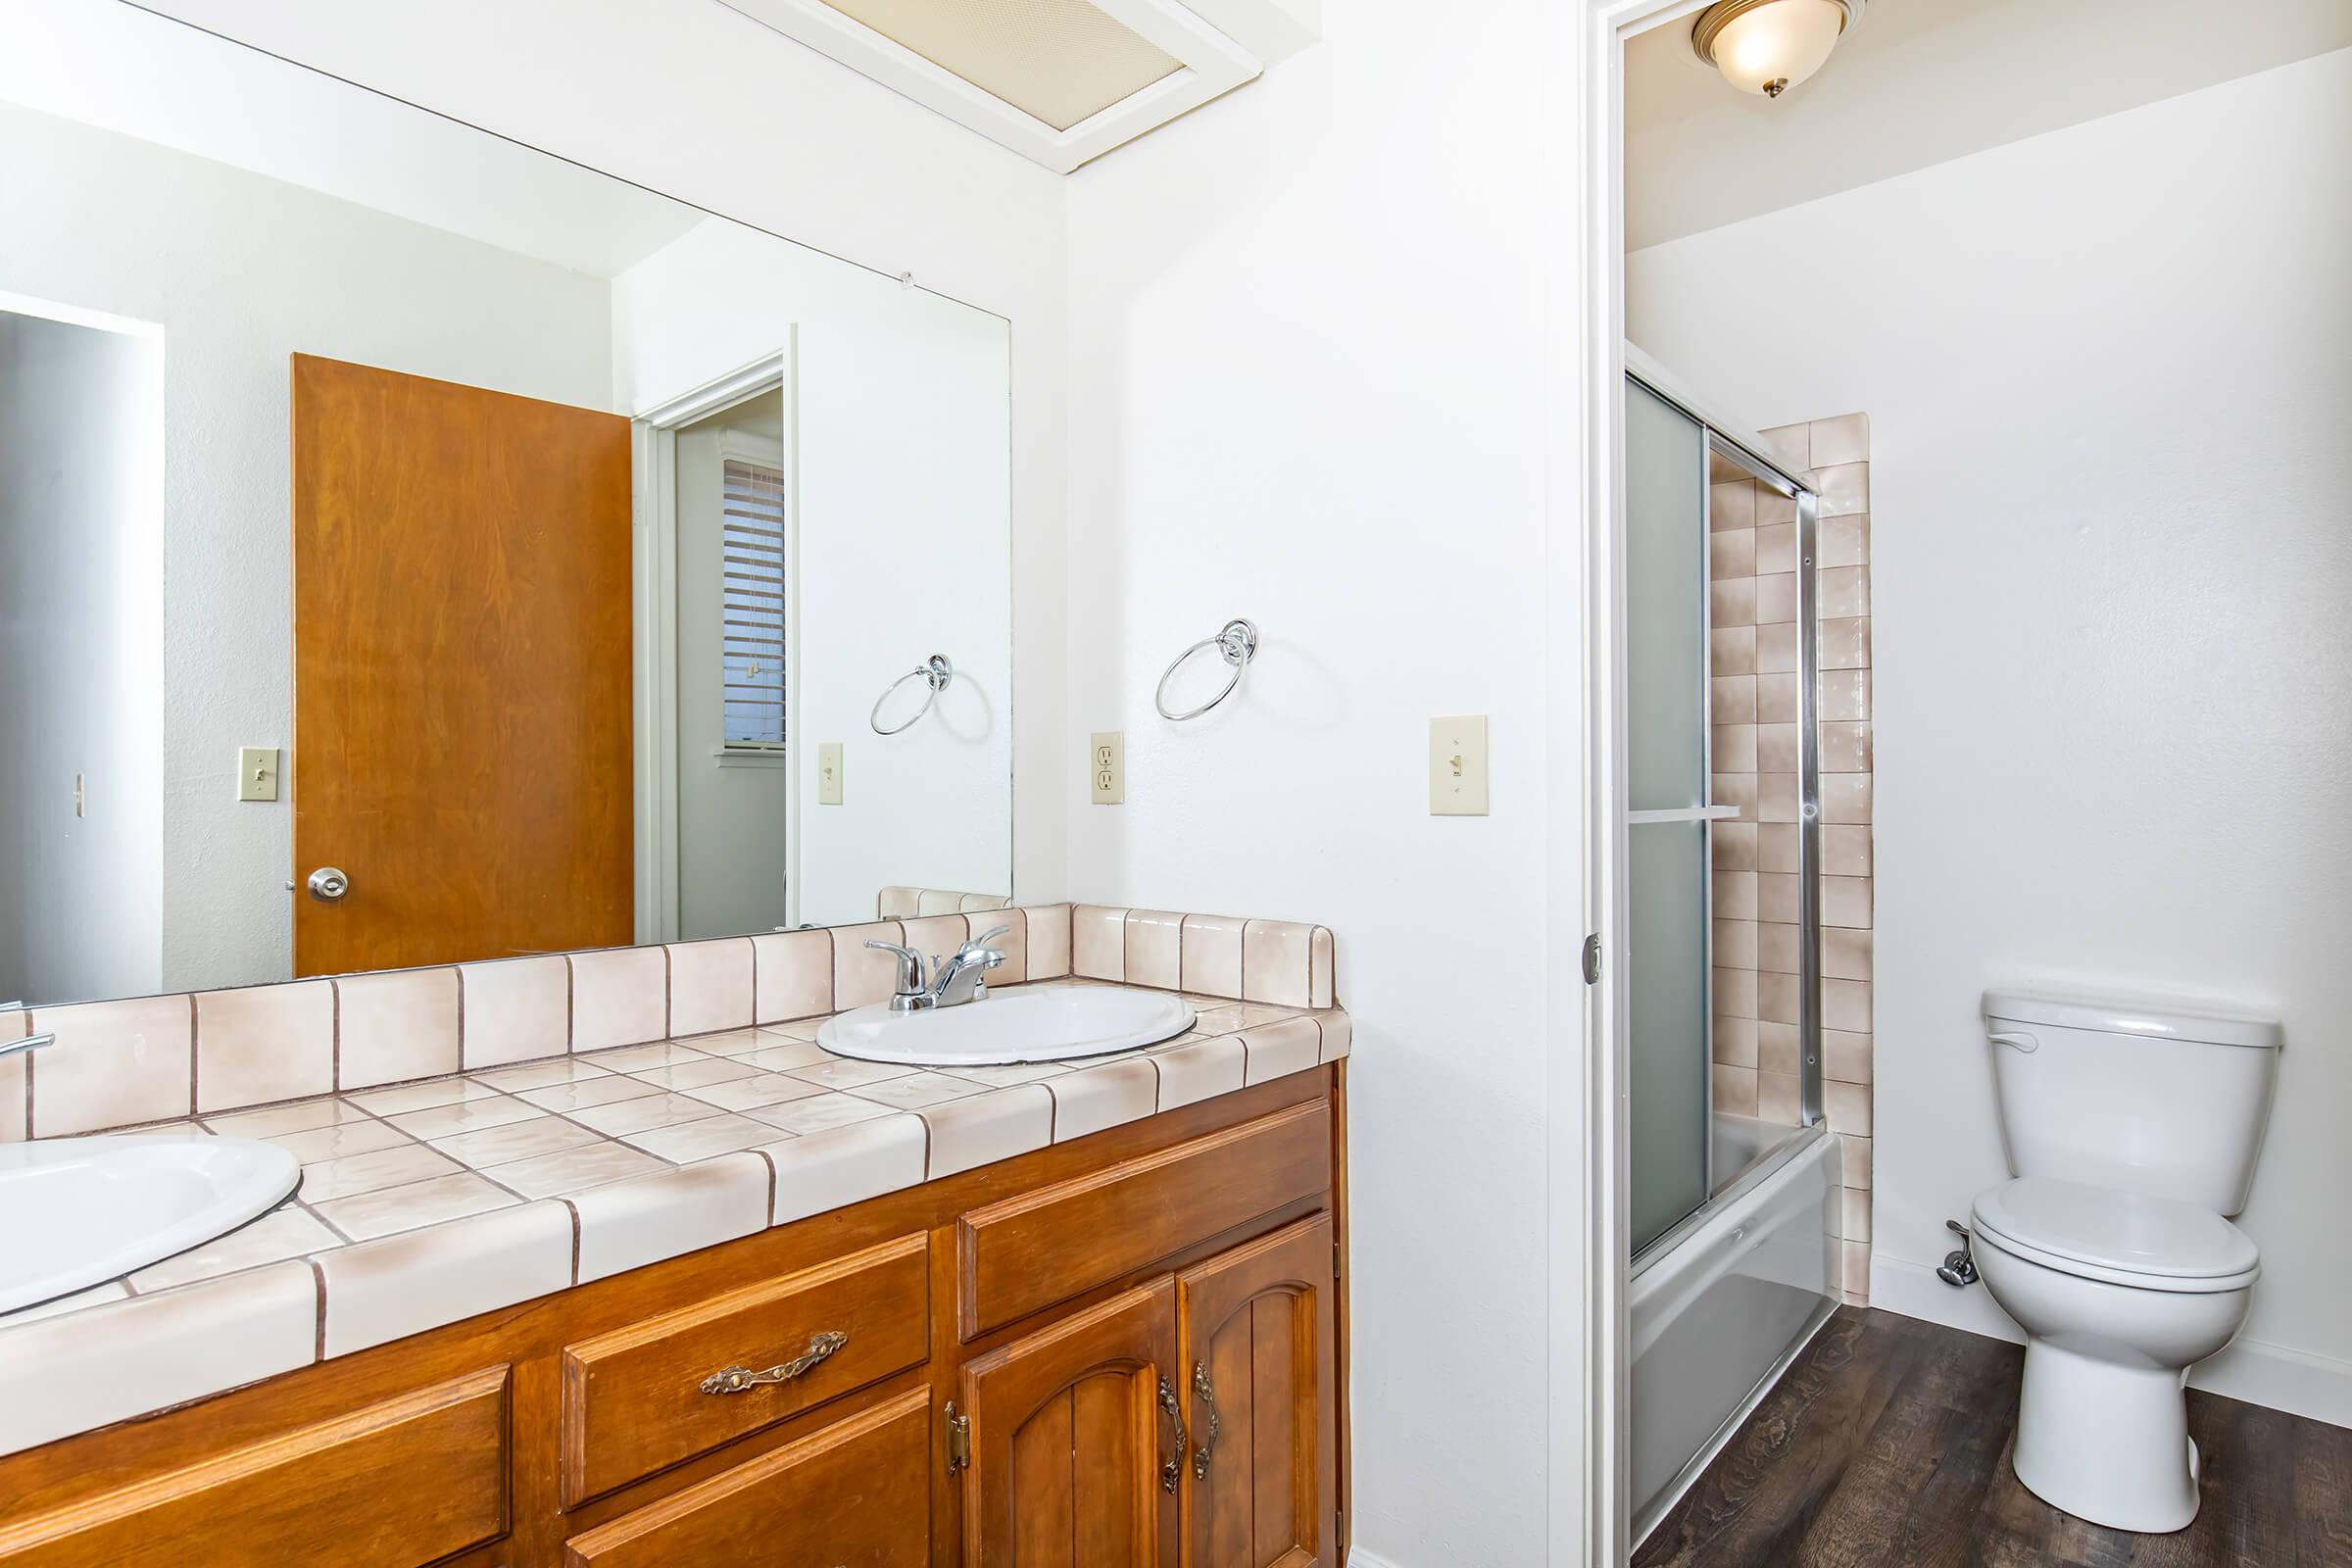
(698, 1331, 850, 1395)
(1157, 1375, 1186, 1494)
(1191, 1361, 1221, 1480)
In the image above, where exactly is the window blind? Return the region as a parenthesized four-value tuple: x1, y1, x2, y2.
(720, 457, 787, 749)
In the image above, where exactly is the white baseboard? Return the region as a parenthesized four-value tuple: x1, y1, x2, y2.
(1348, 1549, 1407, 1568)
(1873, 1253, 2352, 1430)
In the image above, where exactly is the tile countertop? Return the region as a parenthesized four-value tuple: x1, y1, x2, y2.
(0, 985, 1350, 1457)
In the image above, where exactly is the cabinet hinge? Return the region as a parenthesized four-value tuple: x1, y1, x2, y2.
(1333, 1240, 1343, 1280)
(945, 1400, 970, 1476)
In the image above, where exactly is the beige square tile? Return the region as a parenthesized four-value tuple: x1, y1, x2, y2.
(1757, 872, 1799, 923)
(194, 982, 334, 1114)
(749, 930, 832, 1025)
(299, 1143, 463, 1203)
(128, 1205, 340, 1293)
(623, 1114, 778, 1163)
(270, 1118, 414, 1164)
(385, 1095, 540, 1142)
(924, 1083, 1053, 1178)
(765, 1114, 927, 1226)
(1820, 773, 1873, 824)
(204, 1098, 368, 1139)
(915, 889, 964, 916)
(949, 1061, 1071, 1088)
(1758, 1021, 1800, 1077)
(471, 1057, 610, 1092)
(1817, 514, 1870, 569)
(667, 938, 754, 1038)
(1825, 1081, 1873, 1136)
(1813, 462, 1868, 517)
(341, 1076, 501, 1117)
(572, 1153, 769, 1283)
(1710, 773, 1757, 821)
(568, 946, 668, 1053)
(685, 1028, 773, 1057)
(1757, 773, 1799, 824)
(0, 1279, 128, 1325)
(1710, 675, 1756, 725)
(961, 894, 1012, 912)
(1757, 921, 1799, 975)
(515, 1074, 663, 1113)
(1123, 910, 1185, 991)
(566, 1091, 727, 1137)
(1711, 1065, 1758, 1117)
(741, 1040, 832, 1073)
(902, 915, 971, 975)
(1757, 971, 1799, 1027)
(317, 1200, 569, 1357)
(1710, 723, 1757, 774)
(876, 887, 918, 919)
(1153, 1035, 1247, 1110)
(492, 1141, 667, 1200)
(1242, 1017, 1322, 1086)
(28, 995, 192, 1137)
(1841, 1187, 1873, 1244)
(1713, 966, 1756, 1020)
(315, 1170, 517, 1241)
(1817, 669, 1871, 723)
(1755, 486, 1795, 526)
(678, 1071, 830, 1113)
(1809, 414, 1868, 467)
(459, 956, 568, 1069)
(1179, 914, 1245, 999)
(1070, 906, 1127, 981)
(1818, 616, 1871, 671)
(1821, 722, 1873, 774)
(745, 1092, 898, 1136)
(1242, 920, 1317, 1007)
(1708, 480, 1755, 530)
(1757, 824, 1799, 874)
(429, 1113, 601, 1169)
(1822, 876, 1874, 930)
(1711, 1012, 1756, 1068)
(1841, 1240, 1872, 1296)
(1709, 577, 1755, 629)
(1316, 1012, 1351, 1062)
(1754, 671, 1798, 724)
(1753, 572, 1796, 626)
(334, 968, 461, 1091)
(789, 1056, 916, 1092)
(1310, 928, 1338, 1010)
(1757, 422, 1808, 467)
(1712, 917, 1757, 969)
(1755, 722, 1798, 774)
(1825, 1029, 1873, 1085)
(633, 1056, 764, 1092)
(1754, 622, 1797, 675)
(1822, 978, 1873, 1034)
(581, 1041, 710, 1071)
(1754, 521, 1796, 575)
(1757, 1072, 1801, 1125)
(0, 1261, 318, 1454)
(1841, 1134, 1872, 1189)
(831, 921, 907, 1009)
(849, 1070, 989, 1110)
(1709, 626, 1755, 677)
(1711, 824, 1756, 873)
(1020, 905, 1073, 980)
(1709, 528, 1755, 581)
(1822, 824, 1873, 876)
(1711, 870, 1757, 921)
(1823, 929, 1873, 983)
(1817, 565, 1870, 620)
(1049, 1057, 1160, 1142)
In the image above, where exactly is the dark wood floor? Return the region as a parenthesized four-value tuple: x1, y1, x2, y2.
(1634, 1306, 2352, 1568)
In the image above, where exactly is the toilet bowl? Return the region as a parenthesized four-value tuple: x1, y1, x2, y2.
(1969, 1175, 2259, 1533)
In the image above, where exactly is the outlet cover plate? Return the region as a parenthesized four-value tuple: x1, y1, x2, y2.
(1091, 731, 1124, 805)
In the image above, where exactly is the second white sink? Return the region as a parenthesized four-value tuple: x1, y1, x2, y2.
(817, 984, 1195, 1067)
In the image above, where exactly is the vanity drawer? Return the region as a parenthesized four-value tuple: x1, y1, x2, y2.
(0, 1366, 511, 1568)
(562, 1387, 930, 1567)
(560, 1233, 929, 1506)
(957, 1098, 1332, 1338)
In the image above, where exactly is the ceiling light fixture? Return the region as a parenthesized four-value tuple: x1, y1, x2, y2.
(1690, 0, 1862, 100)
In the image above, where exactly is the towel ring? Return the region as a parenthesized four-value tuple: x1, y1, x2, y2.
(871, 655, 953, 735)
(1155, 619, 1257, 722)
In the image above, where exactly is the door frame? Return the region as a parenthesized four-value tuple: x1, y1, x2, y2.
(629, 342, 798, 942)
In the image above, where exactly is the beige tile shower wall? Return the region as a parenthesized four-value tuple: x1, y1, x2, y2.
(1710, 414, 1875, 1305)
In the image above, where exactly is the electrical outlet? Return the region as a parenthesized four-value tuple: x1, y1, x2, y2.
(237, 746, 281, 803)
(1090, 732, 1124, 805)
(817, 742, 844, 805)
(1429, 715, 1489, 815)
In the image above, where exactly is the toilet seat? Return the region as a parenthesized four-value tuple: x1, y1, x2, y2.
(1972, 1177, 2260, 1294)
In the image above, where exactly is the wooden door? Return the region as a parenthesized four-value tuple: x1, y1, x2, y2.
(1176, 1215, 1338, 1568)
(959, 1278, 1182, 1568)
(291, 355, 633, 975)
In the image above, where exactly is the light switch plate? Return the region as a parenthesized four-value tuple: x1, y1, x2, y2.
(817, 742, 844, 806)
(1429, 716, 1489, 816)
(237, 746, 281, 803)
(1090, 731, 1124, 805)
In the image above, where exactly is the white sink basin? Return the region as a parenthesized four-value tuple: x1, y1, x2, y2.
(0, 1135, 301, 1314)
(817, 984, 1195, 1067)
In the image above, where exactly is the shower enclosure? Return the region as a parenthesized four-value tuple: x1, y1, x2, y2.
(1621, 350, 1841, 1543)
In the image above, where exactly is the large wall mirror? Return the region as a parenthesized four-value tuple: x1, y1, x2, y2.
(0, 5, 1013, 1008)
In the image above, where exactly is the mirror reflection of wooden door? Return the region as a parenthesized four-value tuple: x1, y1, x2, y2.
(290, 354, 632, 977)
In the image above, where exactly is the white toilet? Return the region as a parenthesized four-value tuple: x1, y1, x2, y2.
(1972, 988, 2279, 1534)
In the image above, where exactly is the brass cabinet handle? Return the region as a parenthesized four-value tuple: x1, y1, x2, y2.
(1191, 1361, 1221, 1481)
(1157, 1375, 1187, 1494)
(698, 1331, 849, 1395)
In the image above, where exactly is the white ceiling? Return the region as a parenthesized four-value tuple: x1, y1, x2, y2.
(1627, 0, 2352, 252)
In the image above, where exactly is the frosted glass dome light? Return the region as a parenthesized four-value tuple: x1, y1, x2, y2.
(1691, 0, 1861, 100)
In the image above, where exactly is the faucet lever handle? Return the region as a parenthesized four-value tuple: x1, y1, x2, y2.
(863, 940, 930, 998)
(960, 924, 1011, 956)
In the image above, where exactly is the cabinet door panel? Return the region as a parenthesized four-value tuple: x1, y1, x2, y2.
(1178, 1214, 1337, 1568)
(962, 1278, 1179, 1567)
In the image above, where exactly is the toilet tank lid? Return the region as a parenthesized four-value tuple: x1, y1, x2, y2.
(1982, 989, 2281, 1051)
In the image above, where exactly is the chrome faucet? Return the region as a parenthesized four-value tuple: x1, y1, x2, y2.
(864, 926, 1011, 1014)
(0, 1003, 56, 1060)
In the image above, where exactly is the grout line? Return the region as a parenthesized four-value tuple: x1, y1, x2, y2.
(561, 1198, 581, 1283)
(183, 993, 199, 1117)
(328, 978, 342, 1091)
(305, 1258, 328, 1359)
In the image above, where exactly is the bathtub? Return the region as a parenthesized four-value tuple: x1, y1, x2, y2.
(1630, 1115, 1842, 1543)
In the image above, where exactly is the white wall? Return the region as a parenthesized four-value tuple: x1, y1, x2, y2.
(0, 100, 613, 997)
(1063, 2, 1565, 1559)
(0, 311, 165, 1004)
(1629, 49, 2352, 1421)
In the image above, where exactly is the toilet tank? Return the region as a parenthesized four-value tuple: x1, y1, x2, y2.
(1983, 989, 2281, 1214)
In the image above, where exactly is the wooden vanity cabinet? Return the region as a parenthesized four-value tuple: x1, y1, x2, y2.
(0, 1067, 1349, 1568)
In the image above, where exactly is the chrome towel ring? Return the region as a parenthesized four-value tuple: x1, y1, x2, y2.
(871, 654, 953, 735)
(1154, 618, 1257, 722)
